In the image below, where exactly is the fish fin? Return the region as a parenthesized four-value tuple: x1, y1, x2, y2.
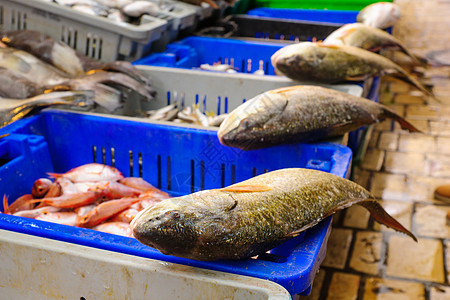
(345, 75, 370, 81)
(2, 195, 9, 214)
(359, 200, 417, 242)
(340, 27, 359, 37)
(386, 69, 441, 104)
(317, 44, 341, 49)
(381, 107, 422, 133)
(47, 172, 63, 179)
(220, 185, 271, 193)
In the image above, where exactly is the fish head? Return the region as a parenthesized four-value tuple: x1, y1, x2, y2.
(131, 196, 201, 257)
(270, 42, 327, 79)
(217, 90, 288, 149)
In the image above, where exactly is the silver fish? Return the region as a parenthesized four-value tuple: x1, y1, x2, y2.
(357, 2, 401, 29)
(0, 91, 94, 128)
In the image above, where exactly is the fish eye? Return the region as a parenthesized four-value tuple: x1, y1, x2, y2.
(239, 119, 251, 129)
(165, 211, 180, 219)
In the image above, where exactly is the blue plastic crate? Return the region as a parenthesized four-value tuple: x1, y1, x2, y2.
(247, 8, 358, 24)
(134, 36, 284, 75)
(0, 110, 352, 296)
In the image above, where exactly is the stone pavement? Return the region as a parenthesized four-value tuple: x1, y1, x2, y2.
(298, 1, 450, 299)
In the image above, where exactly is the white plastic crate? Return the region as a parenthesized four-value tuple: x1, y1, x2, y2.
(0, 0, 172, 62)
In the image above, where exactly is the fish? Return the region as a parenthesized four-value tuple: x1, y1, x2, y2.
(77, 197, 140, 227)
(217, 85, 420, 150)
(2, 194, 34, 214)
(178, 0, 219, 9)
(131, 168, 416, 261)
(33, 191, 104, 208)
(31, 178, 53, 198)
(357, 2, 401, 29)
(121, 1, 161, 17)
(0, 47, 70, 86)
(89, 181, 143, 199)
(93, 221, 133, 237)
(0, 30, 152, 85)
(323, 23, 426, 66)
(118, 177, 161, 192)
(0, 67, 43, 99)
(271, 42, 435, 99)
(0, 91, 94, 129)
(35, 211, 78, 226)
(12, 206, 62, 218)
(109, 208, 140, 223)
(48, 163, 124, 183)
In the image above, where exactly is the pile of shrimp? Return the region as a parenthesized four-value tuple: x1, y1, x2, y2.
(1, 163, 170, 237)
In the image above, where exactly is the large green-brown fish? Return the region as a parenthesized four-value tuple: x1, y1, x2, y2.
(217, 85, 420, 150)
(131, 168, 416, 261)
(271, 42, 433, 99)
(323, 23, 425, 66)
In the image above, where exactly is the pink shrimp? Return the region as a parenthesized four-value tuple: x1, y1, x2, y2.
(93, 222, 133, 237)
(77, 197, 140, 228)
(48, 163, 123, 183)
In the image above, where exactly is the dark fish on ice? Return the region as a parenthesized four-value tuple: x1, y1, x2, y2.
(217, 85, 420, 150)
(131, 168, 416, 261)
(271, 42, 434, 99)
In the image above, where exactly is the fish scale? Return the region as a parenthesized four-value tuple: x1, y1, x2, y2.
(131, 168, 415, 261)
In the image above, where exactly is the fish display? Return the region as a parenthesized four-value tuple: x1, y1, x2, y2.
(41, 0, 234, 23)
(0, 91, 94, 129)
(323, 23, 425, 66)
(357, 2, 401, 29)
(179, 0, 236, 9)
(147, 103, 228, 127)
(131, 168, 416, 261)
(0, 41, 155, 112)
(217, 85, 420, 150)
(1, 163, 171, 237)
(0, 30, 151, 84)
(271, 42, 434, 99)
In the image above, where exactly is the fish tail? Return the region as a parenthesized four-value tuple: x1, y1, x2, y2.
(381, 107, 422, 133)
(2, 195, 9, 214)
(359, 200, 417, 242)
(100, 61, 152, 85)
(393, 68, 442, 103)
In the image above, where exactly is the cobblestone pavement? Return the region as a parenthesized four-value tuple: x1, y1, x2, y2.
(298, 1, 450, 299)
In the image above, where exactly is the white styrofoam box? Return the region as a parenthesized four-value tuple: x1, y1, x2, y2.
(0, 229, 291, 300)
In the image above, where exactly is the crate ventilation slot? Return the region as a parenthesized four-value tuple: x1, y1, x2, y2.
(61, 26, 78, 49)
(85, 33, 103, 60)
(10, 10, 27, 30)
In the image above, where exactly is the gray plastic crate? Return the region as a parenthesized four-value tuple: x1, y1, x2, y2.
(0, 0, 171, 62)
(120, 66, 363, 122)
